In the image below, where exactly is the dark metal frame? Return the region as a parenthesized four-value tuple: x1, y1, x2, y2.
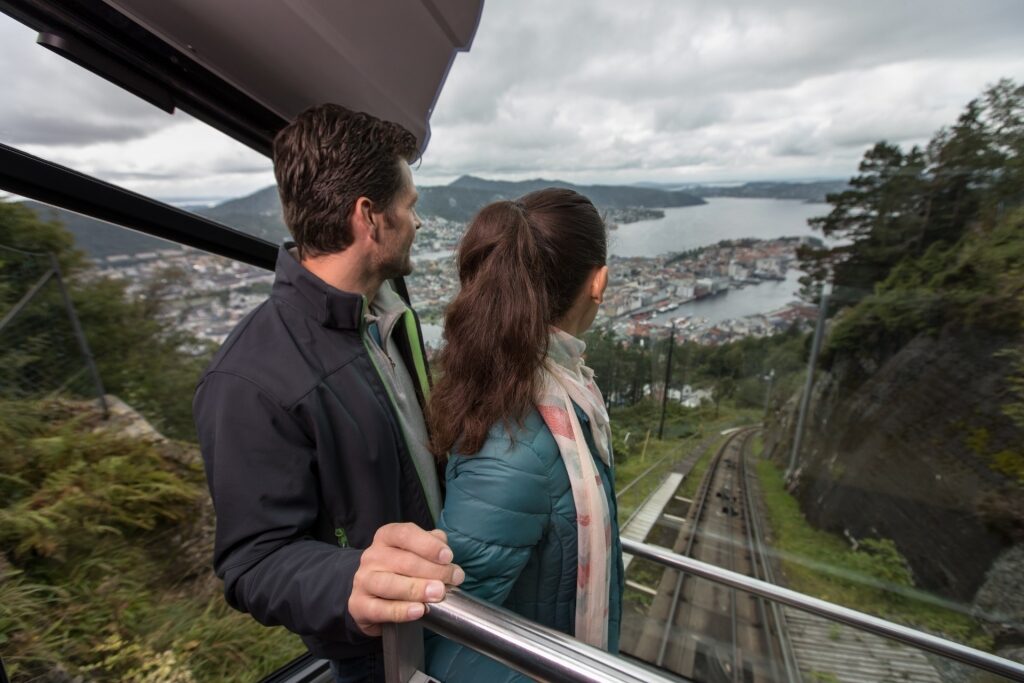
(1, 142, 279, 270)
(0, 0, 286, 156)
(0, 143, 416, 306)
(0, 5, 418, 683)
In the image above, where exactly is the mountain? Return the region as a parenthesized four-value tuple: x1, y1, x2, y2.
(19, 201, 183, 259)
(19, 176, 707, 258)
(696, 180, 847, 203)
(196, 186, 289, 244)
(428, 175, 705, 221)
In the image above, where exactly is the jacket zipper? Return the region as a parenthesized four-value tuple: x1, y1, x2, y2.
(359, 300, 437, 522)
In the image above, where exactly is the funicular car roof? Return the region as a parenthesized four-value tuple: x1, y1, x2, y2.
(2, 0, 484, 155)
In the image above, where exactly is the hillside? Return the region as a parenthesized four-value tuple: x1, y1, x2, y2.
(20, 201, 183, 259)
(0, 397, 303, 681)
(431, 175, 706, 220)
(761, 80, 1024, 662)
(697, 180, 847, 203)
(18, 176, 706, 258)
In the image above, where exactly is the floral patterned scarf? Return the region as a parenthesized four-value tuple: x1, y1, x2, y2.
(536, 327, 614, 649)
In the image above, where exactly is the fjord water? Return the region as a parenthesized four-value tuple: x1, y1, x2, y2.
(609, 197, 828, 257)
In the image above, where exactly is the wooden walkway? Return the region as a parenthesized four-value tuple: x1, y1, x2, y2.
(620, 472, 684, 574)
(785, 607, 940, 682)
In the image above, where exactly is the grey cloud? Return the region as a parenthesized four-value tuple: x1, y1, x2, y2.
(421, 0, 1024, 183)
(0, 113, 158, 146)
(0, 16, 178, 147)
(2, 1, 1022, 192)
(206, 158, 274, 175)
(653, 97, 734, 133)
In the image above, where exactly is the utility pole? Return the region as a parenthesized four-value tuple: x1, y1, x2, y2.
(607, 353, 617, 410)
(762, 368, 775, 419)
(787, 283, 831, 481)
(657, 322, 676, 440)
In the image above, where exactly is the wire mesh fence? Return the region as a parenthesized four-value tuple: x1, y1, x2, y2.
(0, 242, 106, 408)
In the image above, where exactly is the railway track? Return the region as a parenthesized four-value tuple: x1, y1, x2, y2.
(624, 427, 795, 682)
(621, 428, 947, 683)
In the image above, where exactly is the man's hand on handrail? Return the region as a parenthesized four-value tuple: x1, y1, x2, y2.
(349, 524, 464, 636)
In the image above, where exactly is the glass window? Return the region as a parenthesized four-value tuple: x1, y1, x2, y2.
(0, 196, 300, 681)
(408, 4, 1024, 680)
(0, 13, 280, 244)
(3, 2, 1023, 681)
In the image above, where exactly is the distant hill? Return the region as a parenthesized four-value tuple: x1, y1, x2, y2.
(417, 175, 705, 222)
(24, 178, 848, 260)
(196, 187, 289, 244)
(19, 176, 707, 257)
(19, 202, 183, 260)
(696, 180, 847, 203)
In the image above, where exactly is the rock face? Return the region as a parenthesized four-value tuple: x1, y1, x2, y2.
(973, 544, 1024, 645)
(764, 328, 1023, 603)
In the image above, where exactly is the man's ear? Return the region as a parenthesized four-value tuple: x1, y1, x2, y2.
(351, 196, 378, 242)
(591, 265, 609, 304)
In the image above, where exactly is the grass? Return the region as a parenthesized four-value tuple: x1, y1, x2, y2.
(615, 437, 689, 525)
(612, 402, 761, 526)
(678, 433, 730, 501)
(753, 456, 993, 651)
(751, 433, 765, 457)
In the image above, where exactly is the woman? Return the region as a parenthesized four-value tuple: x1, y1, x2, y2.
(425, 188, 623, 682)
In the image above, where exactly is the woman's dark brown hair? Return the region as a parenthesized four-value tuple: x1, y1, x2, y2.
(429, 188, 607, 457)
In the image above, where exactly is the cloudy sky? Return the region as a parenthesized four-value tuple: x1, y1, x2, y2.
(2, 1, 1023, 203)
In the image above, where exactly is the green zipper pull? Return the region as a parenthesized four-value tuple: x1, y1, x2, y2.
(334, 527, 348, 548)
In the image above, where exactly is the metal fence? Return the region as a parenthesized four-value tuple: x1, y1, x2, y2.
(0, 242, 106, 412)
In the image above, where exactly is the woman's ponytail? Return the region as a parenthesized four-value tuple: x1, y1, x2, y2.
(429, 189, 606, 457)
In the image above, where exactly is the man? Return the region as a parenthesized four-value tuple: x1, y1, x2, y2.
(193, 104, 462, 680)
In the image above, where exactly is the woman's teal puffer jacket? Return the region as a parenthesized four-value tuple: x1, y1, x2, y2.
(425, 403, 624, 682)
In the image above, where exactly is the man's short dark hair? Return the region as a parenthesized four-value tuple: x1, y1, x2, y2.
(273, 104, 419, 257)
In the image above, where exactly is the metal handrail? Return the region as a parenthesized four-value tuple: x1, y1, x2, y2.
(420, 589, 683, 683)
(622, 538, 1024, 682)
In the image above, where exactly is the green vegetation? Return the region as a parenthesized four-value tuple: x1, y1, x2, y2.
(754, 456, 991, 649)
(610, 399, 760, 524)
(585, 323, 809, 419)
(822, 206, 1024, 369)
(799, 81, 1024, 426)
(0, 202, 214, 441)
(808, 671, 840, 683)
(0, 207, 302, 679)
(801, 79, 1024, 313)
(751, 433, 764, 457)
(611, 400, 701, 525)
(0, 399, 304, 681)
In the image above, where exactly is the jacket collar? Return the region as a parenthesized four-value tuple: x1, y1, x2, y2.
(272, 243, 365, 330)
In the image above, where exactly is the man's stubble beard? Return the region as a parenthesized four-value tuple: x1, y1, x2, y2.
(373, 244, 414, 280)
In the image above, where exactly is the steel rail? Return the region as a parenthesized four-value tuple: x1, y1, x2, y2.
(739, 438, 801, 683)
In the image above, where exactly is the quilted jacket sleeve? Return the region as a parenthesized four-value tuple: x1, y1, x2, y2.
(440, 436, 552, 602)
(427, 434, 552, 682)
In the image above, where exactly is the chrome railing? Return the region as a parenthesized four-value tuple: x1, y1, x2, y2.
(384, 589, 682, 683)
(623, 538, 1024, 682)
(379, 539, 1024, 682)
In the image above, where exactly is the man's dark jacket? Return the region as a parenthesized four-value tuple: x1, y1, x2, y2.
(193, 246, 437, 660)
